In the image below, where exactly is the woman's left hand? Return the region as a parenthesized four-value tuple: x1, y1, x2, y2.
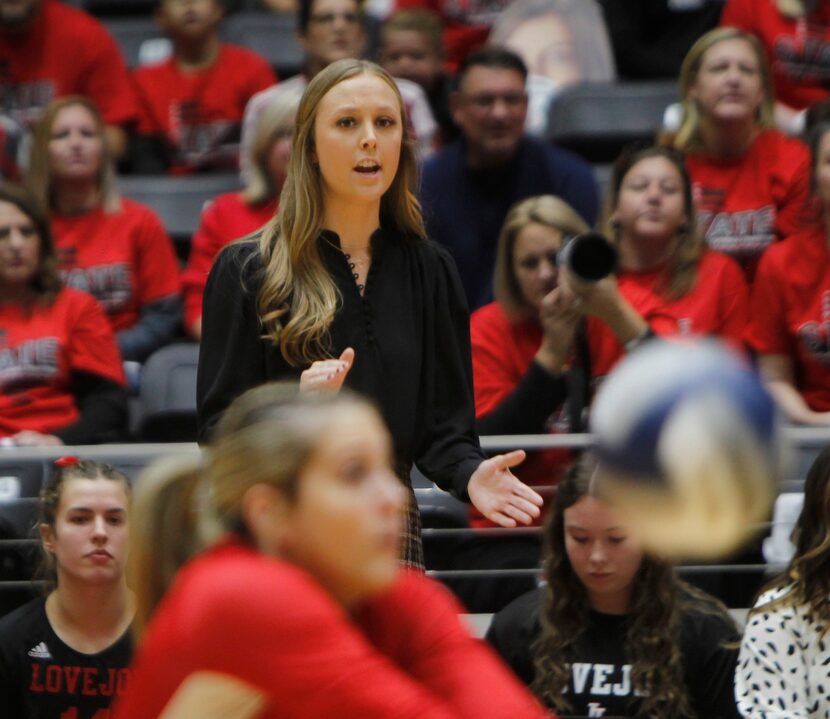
(10, 431, 64, 447)
(467, 450, 543, 527)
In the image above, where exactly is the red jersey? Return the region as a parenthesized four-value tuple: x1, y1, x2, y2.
(687, 129, 811, 280)
(132, 44, 277, 174)
(470, 302, 571, 528)
(51, 199, 180, 332)
(746, 224, 830, 412)
(0, 287, 125, 438)
(721, 0, 830, 109)
(587, 250, 750, 382)
(0, 0, 137, 129)
(114, 540, 549, 719)
(181, 191, 276, 331)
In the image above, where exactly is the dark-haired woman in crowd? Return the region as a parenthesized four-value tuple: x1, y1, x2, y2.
(746, 121, 830, 425)
(487, 456, 741, 718)
(0, 183, 126, 446)
(564, 144, 749, 385)
(0, 459, 134, 717)
(198, 58, 543, 568)
(671, 27, 811, 280)
(114, 383, 549, 719)
(28, 96, 181, 363)
(736, 445, 830, 716)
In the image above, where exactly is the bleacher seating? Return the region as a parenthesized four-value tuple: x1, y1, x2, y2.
(102, 16, 170, 68)
(222, 11, 305, 78)
(546, 81, 678, 164)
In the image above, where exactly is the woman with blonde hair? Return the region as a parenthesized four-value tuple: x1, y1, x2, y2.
(28, 96, 181, 363)
(670, 26, 811, 280)
(114, 383, 549, 719)
(182, 88, 302, 340)
(721, 0, 830, 133)
(198, 58, 544, 567)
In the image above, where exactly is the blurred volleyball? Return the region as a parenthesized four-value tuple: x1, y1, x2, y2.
(590, 339, 781, 559)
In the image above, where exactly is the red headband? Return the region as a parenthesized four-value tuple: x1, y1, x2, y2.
(54, 456, 80, 468)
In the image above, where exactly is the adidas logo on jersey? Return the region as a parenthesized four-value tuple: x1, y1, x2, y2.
(28, 642, 52, 659)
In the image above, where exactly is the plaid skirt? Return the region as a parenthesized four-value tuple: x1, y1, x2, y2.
(396, 460, 424, 570)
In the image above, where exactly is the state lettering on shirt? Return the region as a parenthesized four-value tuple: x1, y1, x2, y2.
(0, 78, 56, 128)
(698, 203, 776, 260)
(773, 31, 830, 85)
(60, 264, 133, 314)
(797, 290, 830, 366)
(170, 100, 238, 169)
(0, 338, 60, 387)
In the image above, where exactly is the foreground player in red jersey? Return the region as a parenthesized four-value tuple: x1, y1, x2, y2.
(0, 183, 126, 446)
(115, 383, 551, 719)
(0, 459, 134, 718)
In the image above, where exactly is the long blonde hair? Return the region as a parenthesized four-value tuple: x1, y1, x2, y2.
(129, 383, 377, 636)
(672, 28, 775, 153)
(494, 195, 589, 318)
(27, 96, 121, 214)
(254, 59, 426, 367)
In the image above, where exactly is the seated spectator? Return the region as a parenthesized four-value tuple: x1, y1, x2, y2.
(452, 195, 589, 612)
(378, 9, 458, 144)
(564, 144, 749, 385)
(420, 46, 598, 310)
(487, 455, 741, 717)
(240, 0, 438, 181)
(114, 383, 549, 719)
(489, 0, 615, 135)
(670, 27, 811, 281)
(131, 0, 277, 175)
(0, 0, 137, 159)
(746, 120, 830, 425)
(736, 445, 830, 716)
(182, 89, 301, 339)
(28, 97, 182, 364)
(599, 0, 724, 80)
(394, 0, 511, 70)
(721, 0, 830, 134)
(0, 459, 133, 716)
(0, 183, 126, 446)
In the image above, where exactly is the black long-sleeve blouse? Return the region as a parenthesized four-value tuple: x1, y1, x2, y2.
(197, 226, 486, 500)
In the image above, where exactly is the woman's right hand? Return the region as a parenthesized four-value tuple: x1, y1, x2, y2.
(299, 347, 355, 394)
(535, 287, 580, 374)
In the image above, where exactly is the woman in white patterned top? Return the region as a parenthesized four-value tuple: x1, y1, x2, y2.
(736, 445, 830, 718)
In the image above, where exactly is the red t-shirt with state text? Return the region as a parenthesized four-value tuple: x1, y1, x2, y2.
(586, 250, 749, 382)
(0, 0, 137, 129)
(746, 224, 830, 412)
(0, 287, 125, 437)
(132, 44, 277, 174)
(51, 199, 180, 332)
(721, 0, 830, 110)
(470, 302, 571, 528)
(181, 191, 276, 331)
(687, 129, 811, 281)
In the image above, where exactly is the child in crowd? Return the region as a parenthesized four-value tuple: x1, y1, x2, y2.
(378, 9, 458, 144)
(132, 0, 277, 174)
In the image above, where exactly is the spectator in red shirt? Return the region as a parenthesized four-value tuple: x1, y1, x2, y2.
(131, 0, 278, 175)
(182, 87, 301, 339)
(115, 383, 550, 719)
(562, 145, 749, 385)
(670, 27, 811, 281)
(747, 120, 830, 425)
(0, 0, 138, 160)
(28, 97, 181, 364)
(0, 183, 126, 446)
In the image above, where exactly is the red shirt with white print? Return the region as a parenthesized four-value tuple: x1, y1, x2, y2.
(746, 223, 830, 412)
(51, 199, 180, 332)
(132, 43, 277, 174)
(721, 0, 830, 110)
(586, 250, 749, 382)
(0, 0, 137, 129)
(0, 287, 125, 437)
(686, 129, 811, 281)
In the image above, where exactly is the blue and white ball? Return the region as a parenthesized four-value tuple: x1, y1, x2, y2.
(590, 339, 780, 559)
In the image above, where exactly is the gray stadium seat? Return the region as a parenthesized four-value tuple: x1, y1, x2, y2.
(546, 81, 678, 163)
(222, 11, 305, 78)
(137, 343, 201, 442)
(103, 17, 171, 68)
